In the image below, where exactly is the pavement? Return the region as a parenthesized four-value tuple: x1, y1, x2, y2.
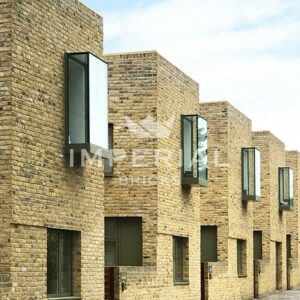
(259, 287, 300, 299)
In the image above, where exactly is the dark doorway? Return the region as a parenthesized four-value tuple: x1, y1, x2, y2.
(276, 242, 282, 290)
(105, 267, 115, 300)
(286, 235, 292, 290)
(253, 230, 262, 298)
(200, 226, 217, 300)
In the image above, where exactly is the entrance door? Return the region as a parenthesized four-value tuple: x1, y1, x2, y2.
(253, 231, 262, 298)
(201, 262, 208, 300)
(276, 242, 282, 290)
(286, 235, 291, 290)
(105, 267, 115, 300)
(253, 260, 260, 298)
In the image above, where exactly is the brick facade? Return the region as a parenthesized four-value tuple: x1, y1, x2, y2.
(0, 0, 105, 299)
(252, 131, 287, 297)
(286, 151, 300, 289)
(199, 102, 254, 300)
(104, 51, 201, 299)
(0, 1, 299, 299)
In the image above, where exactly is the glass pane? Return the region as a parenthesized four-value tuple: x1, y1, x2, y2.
(89, 54, 108, 149)
(68, 54, 87, 144)
(289, 169, 294, 204)
(255, 149, 261, 197)
(183, 117, 193, 174)
(248, 149, 255, 196)
(279, 169, 286, 205)
(104, 124, 114, 174)
(59, 232, 71, 295)
(105, 241, 117, 266)
(198, 117, 208, 183)
(47, 231, 59, 295)
(242, 150, 249, 195)
(174, 238, 183, 281)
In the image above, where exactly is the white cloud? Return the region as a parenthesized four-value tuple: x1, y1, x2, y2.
(101, 0, 300, 150)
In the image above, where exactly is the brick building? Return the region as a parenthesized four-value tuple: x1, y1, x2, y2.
(103, 51, 203, 299)
(286, 151, 300, 289)
(199, 102, 255, 300)
(251, 131, 289, 297)
(0, 0, 107, 299)
(0, 0, 299, 300)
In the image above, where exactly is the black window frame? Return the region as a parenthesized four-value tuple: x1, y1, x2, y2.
(241, 147, 261, 201)
(181, 115, 208, 187)
(279, 167, 293, 211)
(104, 123, 114, 176)
(65, 51, 109, 159)
(173, 236, 189, 285)
(47, 229, 72, 298)
(105, 217, 143, 267)
(237, 239, 247, 277)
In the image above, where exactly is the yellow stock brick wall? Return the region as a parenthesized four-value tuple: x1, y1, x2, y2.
(0, 0, 106, 299)
(252, 131, 287, 297)
(199, 101, 254, 300)
(286, 151, 300, 289)
(0, 0, 13, 294)
(105, 51, 201, 299)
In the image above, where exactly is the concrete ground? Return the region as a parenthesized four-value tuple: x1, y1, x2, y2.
(260, 287, 300, 299)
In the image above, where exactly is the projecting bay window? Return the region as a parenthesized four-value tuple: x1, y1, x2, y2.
(105, 217, 142, 266)
(65, 52, 109, 159)
(181, 115, 208, 186)
(279, 167, 293, 211)
(104, 124, 114, 176)
(242, 148, 261, 201)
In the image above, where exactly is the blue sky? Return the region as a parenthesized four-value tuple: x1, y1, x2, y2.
(81, 0, 300, 150)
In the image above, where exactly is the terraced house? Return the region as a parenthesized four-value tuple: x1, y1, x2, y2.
(0, 0, 300, 300)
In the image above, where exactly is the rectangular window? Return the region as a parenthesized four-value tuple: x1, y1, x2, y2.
(201, 226, 217, 262)
(253, 231, 263, 260)
(66, 52, 108, 159)
(279, 167, 293, 210)
(237, 239, 247, 277)
(242, 148, 261, 201)
(173, 237, 189, 284)
(47, 229, 72, 297)
(105, 217, 142, 266)
(181, 115, 208, 186)
(104, 124, 114, 176)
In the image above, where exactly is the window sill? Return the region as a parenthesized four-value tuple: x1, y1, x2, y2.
(238, 274, 247, 278)
(174, 281, 190, 286)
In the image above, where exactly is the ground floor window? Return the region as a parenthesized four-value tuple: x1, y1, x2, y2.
(173, 236, 189, 284)
(105, 217, 142, 266)
(47, 229, 80, 298)
(237, 239, 247, 277)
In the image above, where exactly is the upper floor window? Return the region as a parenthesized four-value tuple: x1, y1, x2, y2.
(242, 148, 261, 201)
(181, 115, 208, 186)
(279, 167, 293, 211)
(65, 52, 108, 158)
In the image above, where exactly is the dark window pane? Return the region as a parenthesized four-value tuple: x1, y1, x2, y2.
(201, 226, 217, 262)
(253, 231, 262, 260)
(68, 54, 87, 144)
(47, 231, 59, 295)
(104, 218, 142, 267)
(173, 237, 189, 283)
(59, 232, 71, 295)
(47, 230, 72, 297)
